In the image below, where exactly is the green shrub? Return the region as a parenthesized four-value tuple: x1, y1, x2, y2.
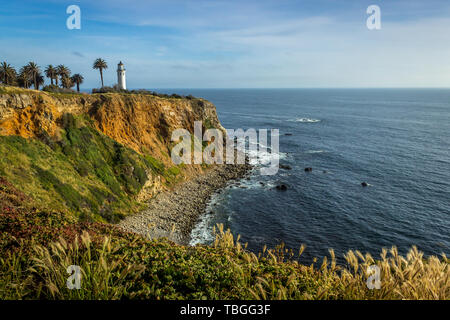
(144, 155, 165, 175)
(43, 85, 76, 94)
(0, 114, 152, 222)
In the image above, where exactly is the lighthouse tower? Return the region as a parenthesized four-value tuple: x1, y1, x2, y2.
(117, 61, 126, 90)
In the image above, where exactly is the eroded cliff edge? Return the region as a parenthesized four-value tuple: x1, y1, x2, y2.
(0, 87, 224, 158)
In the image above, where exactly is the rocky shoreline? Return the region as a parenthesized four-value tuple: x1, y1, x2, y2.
(119, 161, 252, 245)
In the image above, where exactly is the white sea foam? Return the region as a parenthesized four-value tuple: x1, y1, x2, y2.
(189, 176, 277, 246)
(246, 148, 286, 166)
(189, 196, 222, 246)
(233, 136, 286, 172)
(305, 150, 326, 154)
(294, 118, 321, 123)
(233, 179, 275, 190)
(190, 137, 284, 245)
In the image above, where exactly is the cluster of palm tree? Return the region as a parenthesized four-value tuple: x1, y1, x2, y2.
(1, 57, 110, 93)
(0, 62, 44, 90)
(44, 65, 84, 92)
(0, 61, 85, 92)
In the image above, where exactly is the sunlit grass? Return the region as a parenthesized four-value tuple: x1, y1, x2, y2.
(1, 223, 447, 300)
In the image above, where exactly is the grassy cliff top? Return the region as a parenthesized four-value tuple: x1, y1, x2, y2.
(0, 85, 205, 102)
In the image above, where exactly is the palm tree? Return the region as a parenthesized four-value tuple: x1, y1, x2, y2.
(71, 74, 84, 93)
(61, 75, 74, 89)
(18, 66, 33, 88)
(0, 62, 17, 85)
(93, 58, 107, 88)
(36, 74, 45, 90)
(56, 65, 71, 87)
(26, 62, 41, 90)
(45, 65, 57, 86)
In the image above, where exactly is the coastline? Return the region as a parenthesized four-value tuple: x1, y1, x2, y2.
(119, 161, 252, 245)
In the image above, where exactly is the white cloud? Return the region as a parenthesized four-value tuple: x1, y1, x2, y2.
(4, 0, 450, 87)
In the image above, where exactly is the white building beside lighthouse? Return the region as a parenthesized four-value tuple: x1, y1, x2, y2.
(117, 61, 126, 90)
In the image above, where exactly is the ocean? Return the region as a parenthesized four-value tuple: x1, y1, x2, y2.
(159, 88, 450, 263)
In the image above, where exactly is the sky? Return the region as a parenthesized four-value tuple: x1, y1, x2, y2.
(1, 0, 450, 89)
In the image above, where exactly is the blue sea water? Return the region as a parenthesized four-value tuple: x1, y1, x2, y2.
(160, 89, 450, 263)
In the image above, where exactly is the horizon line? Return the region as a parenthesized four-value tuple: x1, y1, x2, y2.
(80, 87, 450, 90)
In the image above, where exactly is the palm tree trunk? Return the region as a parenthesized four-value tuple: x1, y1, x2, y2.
(77, 82, 80, 93)
(50, 77, 54, 85)
(100, 69, 104, 88)
(55, 77, 58, 87)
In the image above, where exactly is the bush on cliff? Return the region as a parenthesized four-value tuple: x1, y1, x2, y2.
(90, 87, 198, 100)
(0, 114, 154, 222)
(43, 85, 77, 94)
(0, 112, 185, 223)
(92, 86, 128, 94)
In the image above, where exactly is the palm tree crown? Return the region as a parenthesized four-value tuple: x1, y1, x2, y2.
(45, 65, 57, 86)
(61, 76, 74, 89)
(93, 58, 108, 88)
(0, 62, 17, 85)
(36, 74, 45, 90)
(18, 66, 32, 88)
(56, 65, 71, 88)
(26, 62, 41, 90)
(71, 74, 84, 93)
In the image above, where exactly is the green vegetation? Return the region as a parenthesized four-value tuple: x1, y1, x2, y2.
(0, 179, 448, 300)
(56, 65, 72, 89)
(44, 65, 57, 86)
(91, 87, 199, 100)
(143, 155, 183, 186)
(43, 84, 77, 94)
(71, 74, 84, 93)
(0, 62, 17, 86)
(0, 86, 26, 95)
(91, 86, 129, 94)
(1, 58, 202, 99)
(0, 60, 83, 92)
(0, 114, 164, 222)
(93, 58, 108, 88)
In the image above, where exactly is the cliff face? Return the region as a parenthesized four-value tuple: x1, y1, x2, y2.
(0, 87, 224, 164)
(0, 86, 224, 222)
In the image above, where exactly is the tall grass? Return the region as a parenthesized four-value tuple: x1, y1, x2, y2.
(29, 232, 145, 299)
(212, 225, 449, 300)
(2, 225, 445, 300)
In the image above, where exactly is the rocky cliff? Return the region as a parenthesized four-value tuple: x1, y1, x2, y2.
(0, 86, 224, 162)
(0, 86, 225, 222)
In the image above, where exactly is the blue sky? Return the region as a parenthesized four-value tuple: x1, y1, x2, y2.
(1, 0, 450, 88)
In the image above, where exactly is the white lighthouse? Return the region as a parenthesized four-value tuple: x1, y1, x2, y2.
(117, 61, 126, 90)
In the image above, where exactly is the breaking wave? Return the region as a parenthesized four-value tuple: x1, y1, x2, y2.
(295, 118, 321, 123)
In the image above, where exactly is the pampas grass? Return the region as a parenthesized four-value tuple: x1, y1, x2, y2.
(1, 224, 448, 300)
